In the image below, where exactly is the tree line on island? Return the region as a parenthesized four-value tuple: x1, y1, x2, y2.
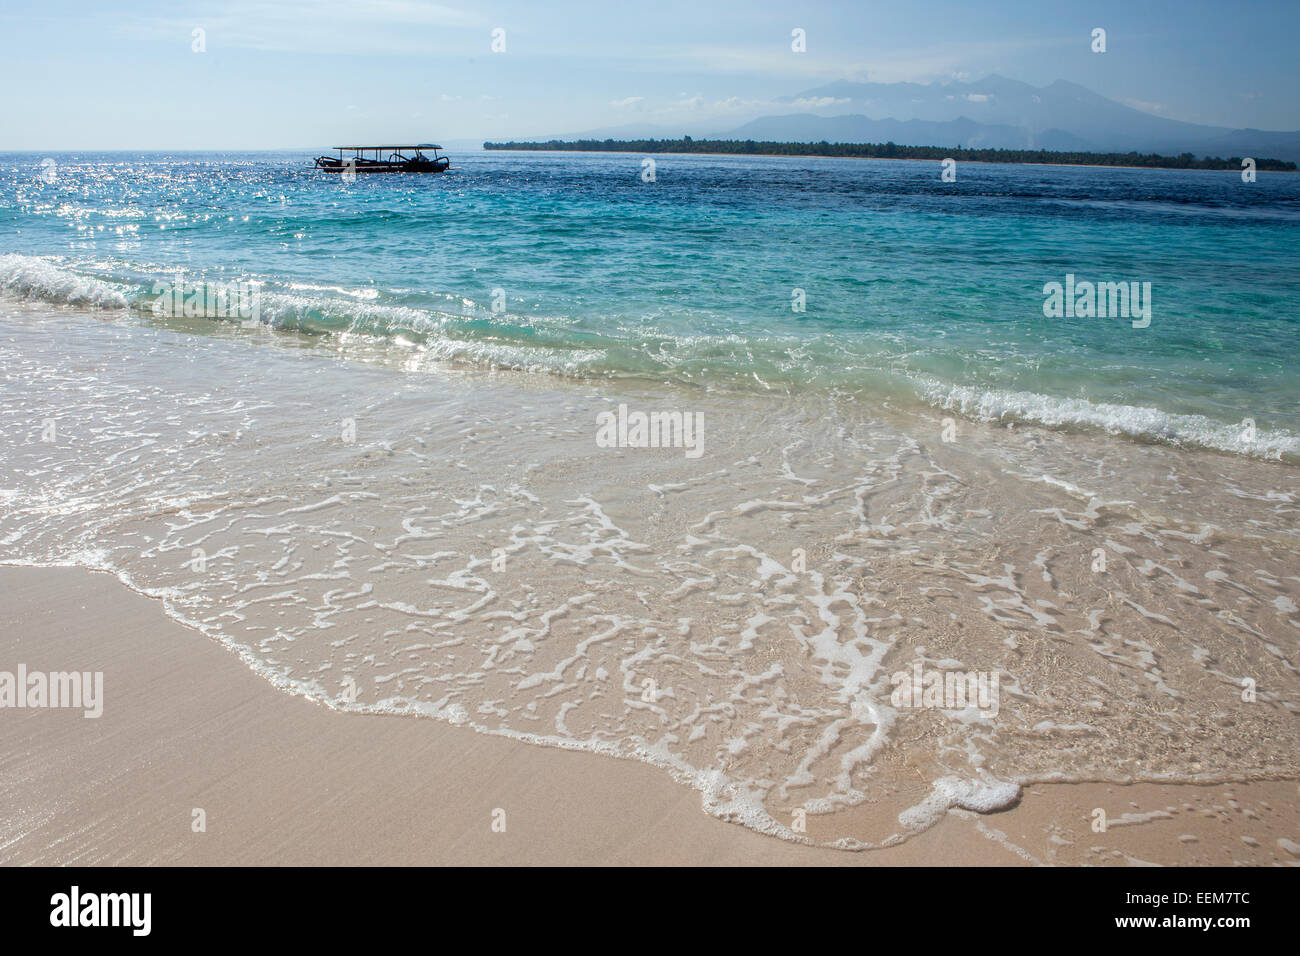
(483, 137, 1297, 171)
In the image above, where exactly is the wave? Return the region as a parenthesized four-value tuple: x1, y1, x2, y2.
(0, 253, 129, 309)
(917, 378, 1299, 461)
(0, 253, 613, 376)
(3, 253, 1295, 462)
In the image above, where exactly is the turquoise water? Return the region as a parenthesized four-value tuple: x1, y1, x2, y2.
(2, 150, 1297, 452)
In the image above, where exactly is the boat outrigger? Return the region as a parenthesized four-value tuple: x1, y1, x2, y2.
(313, 144, 451, 174)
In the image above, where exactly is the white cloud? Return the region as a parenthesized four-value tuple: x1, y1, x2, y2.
(651, 35, 1073, 84)
(790, 96, 851, 109)
(1122, 98, 1167, 114)
(713, 96, 766, 111)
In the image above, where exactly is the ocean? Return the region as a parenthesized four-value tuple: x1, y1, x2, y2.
(1, 150, 1297, 848)
(4, 150, 1299, 451)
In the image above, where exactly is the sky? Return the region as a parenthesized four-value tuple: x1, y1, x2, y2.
(2, 0, 1298, 149)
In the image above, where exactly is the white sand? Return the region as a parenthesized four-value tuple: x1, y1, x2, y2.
(3, 565, 1295, 866)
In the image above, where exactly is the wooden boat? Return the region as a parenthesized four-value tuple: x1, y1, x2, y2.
(313, 144, 451, 174)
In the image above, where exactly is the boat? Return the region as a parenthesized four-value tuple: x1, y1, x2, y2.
(313, 144, 451, 174)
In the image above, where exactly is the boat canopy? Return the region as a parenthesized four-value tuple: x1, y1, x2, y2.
(332, 144, 443, 151)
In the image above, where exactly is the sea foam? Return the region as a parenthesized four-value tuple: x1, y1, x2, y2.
(917, 378, 1300, 461)
(0, 254, 128, 310)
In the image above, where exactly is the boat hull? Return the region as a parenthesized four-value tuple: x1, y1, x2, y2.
(313, 157, 451, 174)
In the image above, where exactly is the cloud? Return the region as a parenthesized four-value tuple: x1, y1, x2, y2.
(590, 93, 827, 128)
(1122, 98, 1167, 114)
(713, 96, 767, 112)
(651, 35, 1074, 84)
(790, 96, 851, 109)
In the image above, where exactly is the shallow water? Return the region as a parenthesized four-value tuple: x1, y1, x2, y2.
(1, 301, 1295, 848)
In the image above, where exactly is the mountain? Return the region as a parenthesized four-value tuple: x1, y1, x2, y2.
(528, 76, 1300, 162)
(726, 114, 1093, 152)
(745, 75, 1300, 161)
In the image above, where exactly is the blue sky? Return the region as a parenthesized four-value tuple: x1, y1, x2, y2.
(3, 0, 1297, 148)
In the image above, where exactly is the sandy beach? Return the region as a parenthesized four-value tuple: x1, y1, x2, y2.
(2, 564, 1295, 866)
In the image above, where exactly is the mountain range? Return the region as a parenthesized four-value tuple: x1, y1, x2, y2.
(555, 75, 1300, 162)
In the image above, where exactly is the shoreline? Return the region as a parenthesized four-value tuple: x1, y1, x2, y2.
(2, 297, 1298, 861)
(2, 563, 1296, 866)
(481, 147, 1299, 173)
(1, 290, 1295, 465)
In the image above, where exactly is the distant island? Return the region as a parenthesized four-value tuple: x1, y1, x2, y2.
(484, 137, 1297, 171)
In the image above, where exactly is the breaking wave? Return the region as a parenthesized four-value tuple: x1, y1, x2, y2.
(2, 253, 1295, 462)
(0, 254, 129, 309)
(917, 377, 1299, 462)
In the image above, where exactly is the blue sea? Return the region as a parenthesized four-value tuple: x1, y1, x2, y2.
(2, 150, 1297, 455)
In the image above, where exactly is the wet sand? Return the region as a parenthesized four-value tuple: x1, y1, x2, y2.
(2, 564, 1295, 866)
(2, 300, 1298, 860)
